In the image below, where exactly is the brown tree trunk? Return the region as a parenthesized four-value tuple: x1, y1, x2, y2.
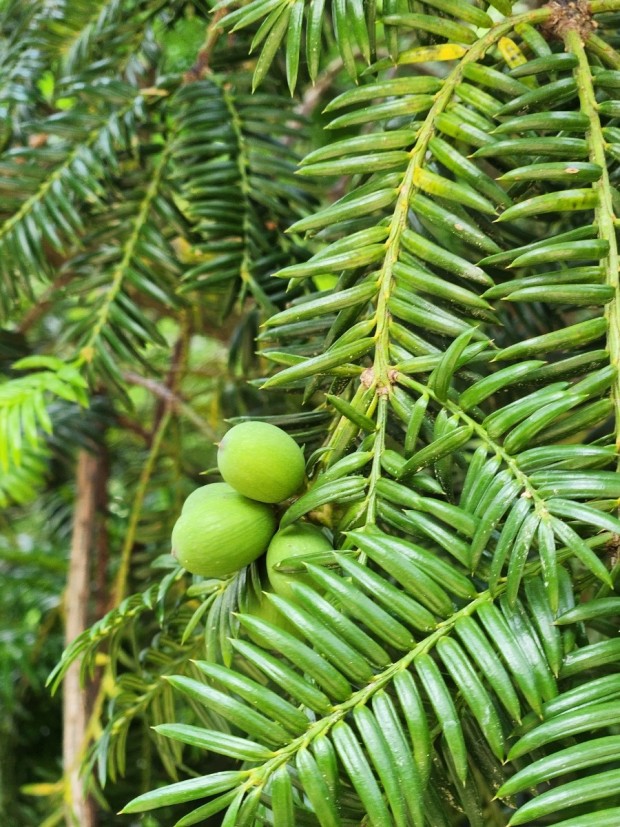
(63, 448, 105, 827)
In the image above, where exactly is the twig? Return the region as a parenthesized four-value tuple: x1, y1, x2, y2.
(123, 370, 216, 438)
(112, 409, 172, 606)
(116, 414, 151, 443)
(296, 56, 345, 119)
(183, 8, 227, 83)
(153, 325, 187, 429)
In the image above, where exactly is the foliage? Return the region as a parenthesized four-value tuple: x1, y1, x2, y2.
(0, 502, 66, 824)
(2, 0, 620, 825)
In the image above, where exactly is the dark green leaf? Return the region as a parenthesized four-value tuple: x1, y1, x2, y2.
(505, 284, 613, 304)
(493, 110, 589, 133)
(428, 328, 477, 402)
(508, 701, 620, 760)
(550, 518, 613, 587)
(353, 520, 476, 598)
(474, 137, 588, 159)
(477, 602, 543, 716)
(261, 339, 374, 388)
(231, 639, 332, 713)
(353, 705, 410, 827)
(496, 78, 577, 115)
(401, 228, 491, 284)
(499, 736, 620, 797)
(561, 639, 620, 678)
(384, 13, 477, 44)
(494, 318, 606, 361)
(121, 771, 247, 813)
(497, 189, 598, 222)
(153, 725, 272, 762)
(288, 188, 397, 234)
(296, 748, 342, 827)
(270, 765, 295, 825)
(498, 162, 602, 184)
(509, 52, 577, 76)
(455, 616, 522, 723)
(267, 592, 374, 684)
(556, 597, 620, 624)
(437, 637, 505, 760)
(305, 563, 417, 649)
(280, 476, 366, 528)
(276, 246, 385, 279)
(264, 282, 378, 326)
(235, 617, 353, 701)
(510, 239, 609, 269)
(166, 676, 290, 745)
(415, 653, 469, 785)
(393, 260, 492, 310)
(337, 554, 436, 631)
(325, 394, 376, 433)
(508, 769, 620, 826)
(192, 661, 308, 734)
(289, 581, 391, 667)
(396, 425, 473, 479)
(459, 361, 545, 410)
(332, 721, 393, 827)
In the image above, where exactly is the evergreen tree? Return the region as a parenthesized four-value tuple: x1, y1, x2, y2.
(2, 0, 620, 824)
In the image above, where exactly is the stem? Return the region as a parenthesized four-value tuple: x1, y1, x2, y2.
(371, 6, 551, 391)
(566, 29, 620, 451)
(183, 8, 227, 82)
(182, 16, 279, 314)
(364, 393, 387, 527)
(78, 411, 173, 784)
(360, 5, 551, 523)
(294, 55, 345, 120)
(80, 326, 192, 758)
(123, 370, 215, 438)
(112, 408, 171, 606)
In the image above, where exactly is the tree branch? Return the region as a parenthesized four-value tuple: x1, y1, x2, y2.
(123, 369, 216, 438)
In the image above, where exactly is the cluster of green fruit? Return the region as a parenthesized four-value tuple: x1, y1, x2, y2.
(171, 421, 332, 618)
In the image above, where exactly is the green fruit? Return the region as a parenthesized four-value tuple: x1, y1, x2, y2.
(217, 421, 305, 504)
(266, 522, 333, 601)
(181, 482, 236, 515)
(171, 488, 276, 578)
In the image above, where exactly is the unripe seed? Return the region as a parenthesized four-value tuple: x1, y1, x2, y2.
(181, 482, 236, 515)
(171, 485, 276, 578)
(217, 421, 305, 504)
(266, 522, 333, 601)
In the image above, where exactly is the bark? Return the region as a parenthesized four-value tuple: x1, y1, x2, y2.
(63, 449, 104, 827)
